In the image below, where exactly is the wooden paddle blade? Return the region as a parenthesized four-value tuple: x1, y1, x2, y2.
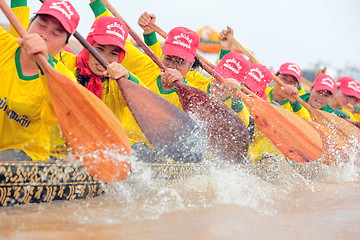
(44, 65, 131, 182)
(117, 80, 206, 163)
(240, 94, 323, 162)
(175, 82, 250, 162)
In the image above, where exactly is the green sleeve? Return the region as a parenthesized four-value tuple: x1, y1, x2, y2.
(11, 0, 27, 8)
(231, 98, 244, 113)
(219, 49, 232, 60)
(144, 31, 158, 47)
(278, 99, 290, 106)
(333, 110, 350, 119)
(290, 101, 303, 112)
(89, 0, 107, 18)
(299, 93, 310, 102)
(353, 105, 360, 112)
(128, 72, 140, 84)
(206, 83, 211, 94)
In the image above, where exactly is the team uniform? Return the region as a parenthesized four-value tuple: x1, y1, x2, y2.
(342, 107, 356, 121)
(299, 93, 351, 119)
(10, 0, 78, 158)
(265, 86, 312, 120)
(0, 27, 76, 161)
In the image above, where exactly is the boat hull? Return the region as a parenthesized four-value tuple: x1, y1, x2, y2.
(0, 161, 105, 207)
(0, 159, 325, 207)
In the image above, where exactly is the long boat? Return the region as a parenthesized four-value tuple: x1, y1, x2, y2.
(0, 159, 327, 207)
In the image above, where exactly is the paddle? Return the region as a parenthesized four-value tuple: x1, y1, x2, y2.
(100, 0, 250, 162)
(70, 27, 206, 163)
(225, 34, 360, 144)
(0, 0, 131, 182)
(148, 23, 325, 162)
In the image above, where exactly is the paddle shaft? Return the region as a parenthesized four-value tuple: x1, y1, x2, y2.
(225, 34, 316, 110)
(146, 23, 325, 163)
(99, 0, 166, 71)
(100, 0, 254, 162)
(0, 0, 51, 70)
(225, 33, 360, 145)
(148, 23, 263, 101)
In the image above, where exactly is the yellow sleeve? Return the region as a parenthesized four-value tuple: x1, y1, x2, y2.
(186, 71, 212, 86)
(265, 86, 312, 121)
(122, 40, 161, 84)
(342, 108, 356, 121)
(10, 1, 29, 38)
(353, 113, 360, 122)
(54, 50, 77, 76)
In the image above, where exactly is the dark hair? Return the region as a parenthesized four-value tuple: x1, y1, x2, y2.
(76, 68, 89, 87)
(191, 56, 202, 71)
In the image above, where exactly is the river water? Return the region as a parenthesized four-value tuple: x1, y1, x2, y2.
(0, 154, 359, 240)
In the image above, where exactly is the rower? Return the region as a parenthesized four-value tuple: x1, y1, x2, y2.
(265, 63, 312, 120)
(299, 74, 336, 110)
(0, 0, 79, 161)
(328, 76, 360, 120)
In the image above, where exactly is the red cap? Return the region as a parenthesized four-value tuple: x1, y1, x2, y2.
(276, 63, 302, 82)
(336, 76, 353, 87)
(162, 27, 199, 62)
(244, 64, 272, 93)
(34, 0, 79, 34)
(312, 74, 336, 94)
(337, 76, 360, 98)
(88, 16, 128, 53)
(213, 52, 250, 82)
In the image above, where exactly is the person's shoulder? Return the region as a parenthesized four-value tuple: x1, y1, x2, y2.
(53, 60, 77, 82)
(299, 92, 310, 101)
(0, 27, 16, 42)
(186, 71, 211, 84)
(0, 28, 19, 55)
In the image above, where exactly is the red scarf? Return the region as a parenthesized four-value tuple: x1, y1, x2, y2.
(76, 36, 125, 99)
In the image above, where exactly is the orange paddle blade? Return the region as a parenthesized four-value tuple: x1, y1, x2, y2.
(240, 93, 323, 162)
(44, 61, 131, 182)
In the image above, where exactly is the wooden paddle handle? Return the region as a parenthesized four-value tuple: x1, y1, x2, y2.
(147, 23, 263, 101)
(100, 0, 167, 71)
(73, 31, 109, 68)
(0, 0, 53, 72)
(226, 33, 314, 110)
(36, 0, 109, 68)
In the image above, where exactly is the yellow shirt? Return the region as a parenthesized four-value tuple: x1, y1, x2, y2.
(265, 86, 311, 120)
(0, 27, 75, 161)
(342, 108, 356, 121)
(10, 1, 78, 158)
